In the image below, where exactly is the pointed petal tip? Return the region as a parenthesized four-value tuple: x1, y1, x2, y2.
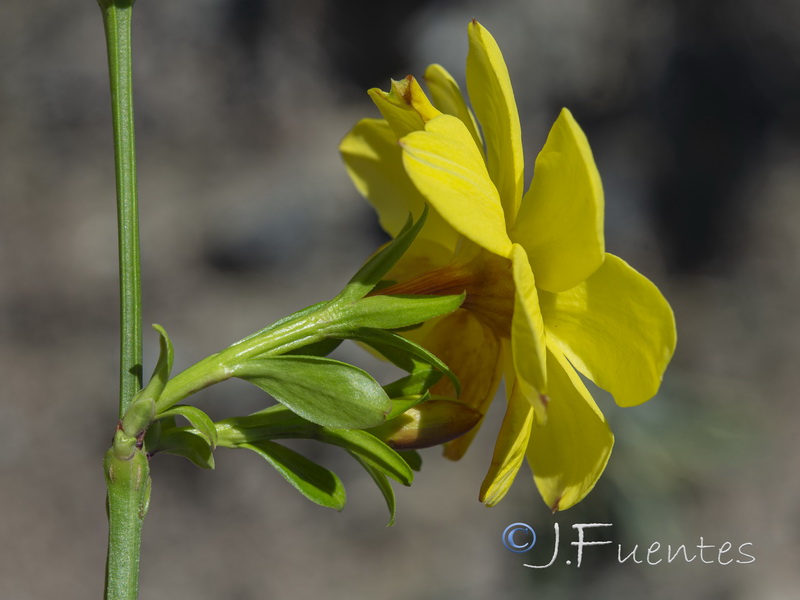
(550, 495, 562, 513)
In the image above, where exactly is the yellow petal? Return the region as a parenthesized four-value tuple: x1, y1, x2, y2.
(511, 108, 605, 293)
(510, 244, 548, 411)
(368, 76, 441, 139)
(466, 20, 524, 225)
(423, 63, 484, 155)
(540, 253, 677, 407)
(339, 118, 460, 252)
(414, 310, 503, 460)
(480, 369, 534, 506)
(401, 114, 513, 258)
(527, 347, 614, 512)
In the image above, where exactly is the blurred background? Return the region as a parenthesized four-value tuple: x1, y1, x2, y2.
(2, 0, 800, 598)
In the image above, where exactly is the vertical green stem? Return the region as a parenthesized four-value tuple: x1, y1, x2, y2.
(99, 1, 145, 598)
(104, 447, 151, 600)
(99, 0, 142, 418)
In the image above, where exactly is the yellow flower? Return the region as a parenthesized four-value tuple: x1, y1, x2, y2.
(340, 20, 676, 511)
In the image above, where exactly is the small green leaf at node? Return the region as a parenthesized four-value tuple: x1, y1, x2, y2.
(156, 405, 218, 449)
(231, 355, 391, 429)
(240, 441, 346, 510)
(119, 324, 174, 436)
(153, 429, 215, 469)
(149, 324, 174, 392)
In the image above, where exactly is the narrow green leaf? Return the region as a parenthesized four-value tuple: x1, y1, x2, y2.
(120, 324, 174, 435)
(382, 368, 442, 398)
(316, 429, 413, 485)
(215, 404, 319, 448)
(149, 324, 174, 392)
(398, 450, 423, 472)
(154, 429, 215, 469)
(240, 441, 346, 510)
(231, 355, 391, 429)
(344, 293, 464, 331)
(349, 452, 397, 526)
(336, 207, 428, 302)
(354, 328, 460, 395)
(156, 405, 218, 449)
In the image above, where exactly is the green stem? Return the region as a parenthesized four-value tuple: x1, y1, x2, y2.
(100, 0, 142, 418)
(99, 1, 144, 599)
(104, 447, 151, 600)
(155, 305, 338, 412)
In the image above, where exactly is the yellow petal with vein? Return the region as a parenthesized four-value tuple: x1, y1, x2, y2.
(401, 114, 512, 258)
(540, 253, 676, 407)
(510, 244, 548, 411)
(466, 20, 524, 224)
(414, 310, 503, 460)
(480, 371, 534, 506)
(423, 63, 484, 154)
(512, 108, 604, 293)
(527, 347, 614, 512)
(339, 118, 459, 252)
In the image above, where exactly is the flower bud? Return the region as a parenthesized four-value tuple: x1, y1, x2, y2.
(369, 400, 481, 450)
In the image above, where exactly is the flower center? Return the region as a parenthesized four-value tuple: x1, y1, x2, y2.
(375, 251, 515, 335)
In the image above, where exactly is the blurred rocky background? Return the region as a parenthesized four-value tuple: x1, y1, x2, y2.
(2, 0, 800, 598)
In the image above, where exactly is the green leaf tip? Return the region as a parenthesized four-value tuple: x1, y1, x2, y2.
(336, 206, 429, 303)
(241, 441, 346, 510)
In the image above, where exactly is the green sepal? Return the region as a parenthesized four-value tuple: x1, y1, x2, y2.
(231, 355, 391, 429)
(349, 452, 397, 526)
(336, 207, 428, 303)
(354, 328, 460, 395)
(398, 450, 422, 472)
(156, 405, 218, 449)
(154, 429, 215, 469)
(240, 441, 346, 510)
(316, 428, 413, 485)
(343, 293, 464, 331)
